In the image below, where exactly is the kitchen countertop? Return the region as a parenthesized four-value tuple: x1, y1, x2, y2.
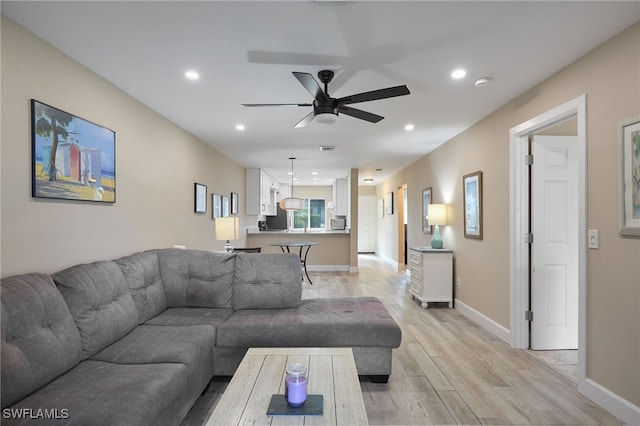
(247, 229, 349, 235)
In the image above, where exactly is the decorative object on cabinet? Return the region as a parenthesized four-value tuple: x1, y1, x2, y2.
(280, 157, 305, 211)
(384, 192, 393, 215)
(222, 195, 230, 217)
(216, 217, 240, 252)
(231, 192, 239, 215)
(429, 204, 447, 249)
(463, 171, 483, 239)
(212, 193, 222, 218)
(32, 99, 116, 203)
(619, 116, 640, 237)
(194, 183, 207, 213)
(408, 247, 453, 308)
(422, 187, 432, 234)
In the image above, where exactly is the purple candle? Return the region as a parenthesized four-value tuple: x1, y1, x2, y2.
(285, 363, 307, 407)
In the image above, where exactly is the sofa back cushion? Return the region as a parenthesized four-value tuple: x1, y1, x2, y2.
(157, 248, 234, 308)
(233, 253, 302, 310)
(114, 250, 167, 324)
(53, 261, 138, 359)
(1, 273, 83, 408)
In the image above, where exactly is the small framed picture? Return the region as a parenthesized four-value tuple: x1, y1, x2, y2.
(212, 193, 222, 218)
(463, 171, 483, 239)
(222, 195, 230, 217)
(231, 192, 238, 215)
(385, 192, 393, 215)
(619, 117, 640, 237)
(195, 183, 207, 213)
(422, 187, 432, 234)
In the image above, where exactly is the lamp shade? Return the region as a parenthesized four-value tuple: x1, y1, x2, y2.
(429, 204, 447, 226)
(215, 217, 239, 241)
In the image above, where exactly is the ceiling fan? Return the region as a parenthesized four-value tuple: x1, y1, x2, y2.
(242, 70, 410, 128)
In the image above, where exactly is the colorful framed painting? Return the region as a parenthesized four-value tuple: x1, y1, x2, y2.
(463, 171, 483, 240)
(31, 99, 116, 203)
(194, 183, 207, 213)
(422, 187, 432, 234)
(619, 117, 640, 237)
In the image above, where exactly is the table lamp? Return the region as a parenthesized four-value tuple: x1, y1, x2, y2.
(215, 217, 239, 252)
(429, 204, 447, 249)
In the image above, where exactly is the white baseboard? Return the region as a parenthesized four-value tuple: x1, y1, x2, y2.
(349, 266, 359, 273)
(378, 254, 399, 270)
(454, 299, 511, 344)
(455, 302, 639, 424)
(580, 378, 640, 425)
(306, 265, 349, 272)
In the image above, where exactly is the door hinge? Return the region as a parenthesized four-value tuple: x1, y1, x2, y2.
(525, 233, 534, 244)
(525, 154, 534, 165)
(525, 311, 534, 321)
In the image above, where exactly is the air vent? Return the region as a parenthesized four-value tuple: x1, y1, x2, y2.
(320, 146, 336, 152)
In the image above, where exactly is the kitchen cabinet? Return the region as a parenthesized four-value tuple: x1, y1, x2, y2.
(246, 168, 279, 216)
(333, 178, 348, 216)
(408, 247, 453, 308)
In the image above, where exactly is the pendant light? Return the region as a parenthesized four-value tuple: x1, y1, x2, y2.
(279, 157, 305, 211)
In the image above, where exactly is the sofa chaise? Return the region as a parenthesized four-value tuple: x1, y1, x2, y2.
(1, 249, 402, 425)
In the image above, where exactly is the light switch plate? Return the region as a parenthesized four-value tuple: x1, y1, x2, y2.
(588, 229, 599, 249)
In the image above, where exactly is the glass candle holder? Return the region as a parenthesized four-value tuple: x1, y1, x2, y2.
(284, 363, 307, 407)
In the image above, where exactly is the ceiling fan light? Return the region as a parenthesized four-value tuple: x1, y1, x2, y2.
(314, 112, 337, 124)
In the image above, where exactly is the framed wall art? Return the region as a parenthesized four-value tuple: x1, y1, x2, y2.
(194, 183, 207, 213)
(31, 99, 116, 203)
(384, 192, 394, 215)
(463, 171, 483, 239)
(212, 193, 222, 218)
(619, 117, 640, 237)
(231, 192, 238, 215)
(422, 187, 432, 233)
(222, 195, 230, 217)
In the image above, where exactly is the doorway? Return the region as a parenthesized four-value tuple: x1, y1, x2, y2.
(396, 184, 408, 268)
(509, 95, 587, 387)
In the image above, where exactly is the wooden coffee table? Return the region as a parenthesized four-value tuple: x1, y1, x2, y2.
(205, 347, 368, 425)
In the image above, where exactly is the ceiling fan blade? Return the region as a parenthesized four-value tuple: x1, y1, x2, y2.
(241, 103, 312, 107)
(337, 85, 410, 105)
(292, 72, 329, 103)
(294, 111, 315, 128)
(338, 106, 384, 123)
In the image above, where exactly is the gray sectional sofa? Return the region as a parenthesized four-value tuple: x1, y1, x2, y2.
(1, 248, 402, 425)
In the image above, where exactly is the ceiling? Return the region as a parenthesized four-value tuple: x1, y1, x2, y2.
(3, 1, 638, 186)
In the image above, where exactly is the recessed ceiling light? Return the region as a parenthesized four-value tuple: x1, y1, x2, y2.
(235, 124, 245, 131)
(404, 124, 414, 131)
(474, 77, 493, 87)
(451, 69, 466, 79)
(312, 172, 318, 175)
(185, 70, 199, 80)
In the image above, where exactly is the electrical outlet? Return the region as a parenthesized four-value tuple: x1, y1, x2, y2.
(456, 278, 461, 289)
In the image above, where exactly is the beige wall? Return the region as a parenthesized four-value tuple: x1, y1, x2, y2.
(377, 23, 640, 406)
(1, 15, 250, 276)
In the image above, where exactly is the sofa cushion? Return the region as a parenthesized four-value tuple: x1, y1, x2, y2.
(158, 249, 234, 308)
(217, 297, 402, 348)
(114, 250, 167, 324)
(4, 360, 187, 426)
(232, 252, 302, 310)
(1, 273, 83, 409)
(53, 261, 138, 359)
(145, 307, 233, 328)
(91, 324, 214, 369)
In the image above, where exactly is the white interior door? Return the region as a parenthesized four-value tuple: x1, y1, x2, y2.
(358, 195, 377, 253)
(531, 135, 579, 350)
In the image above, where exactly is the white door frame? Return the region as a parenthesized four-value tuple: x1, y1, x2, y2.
(509, 95, 587, 386)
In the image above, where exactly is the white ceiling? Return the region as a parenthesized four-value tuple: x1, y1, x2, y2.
(3, 1, 638, 186)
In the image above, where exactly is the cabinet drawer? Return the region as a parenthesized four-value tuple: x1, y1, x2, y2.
(410, 267, 422, 282)
(409, 252, 422, 266)
(410, 280, 421, 294)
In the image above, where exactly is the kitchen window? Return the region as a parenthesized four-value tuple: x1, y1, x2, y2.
(293, 198, 325, 229)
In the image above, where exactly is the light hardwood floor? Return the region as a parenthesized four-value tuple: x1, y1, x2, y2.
(182, 254, 621, 426)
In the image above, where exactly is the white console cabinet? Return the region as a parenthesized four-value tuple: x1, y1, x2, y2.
(408, 247, 453, 308)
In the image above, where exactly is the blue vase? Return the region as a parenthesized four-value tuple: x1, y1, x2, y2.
(431, 225, 443, 249)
